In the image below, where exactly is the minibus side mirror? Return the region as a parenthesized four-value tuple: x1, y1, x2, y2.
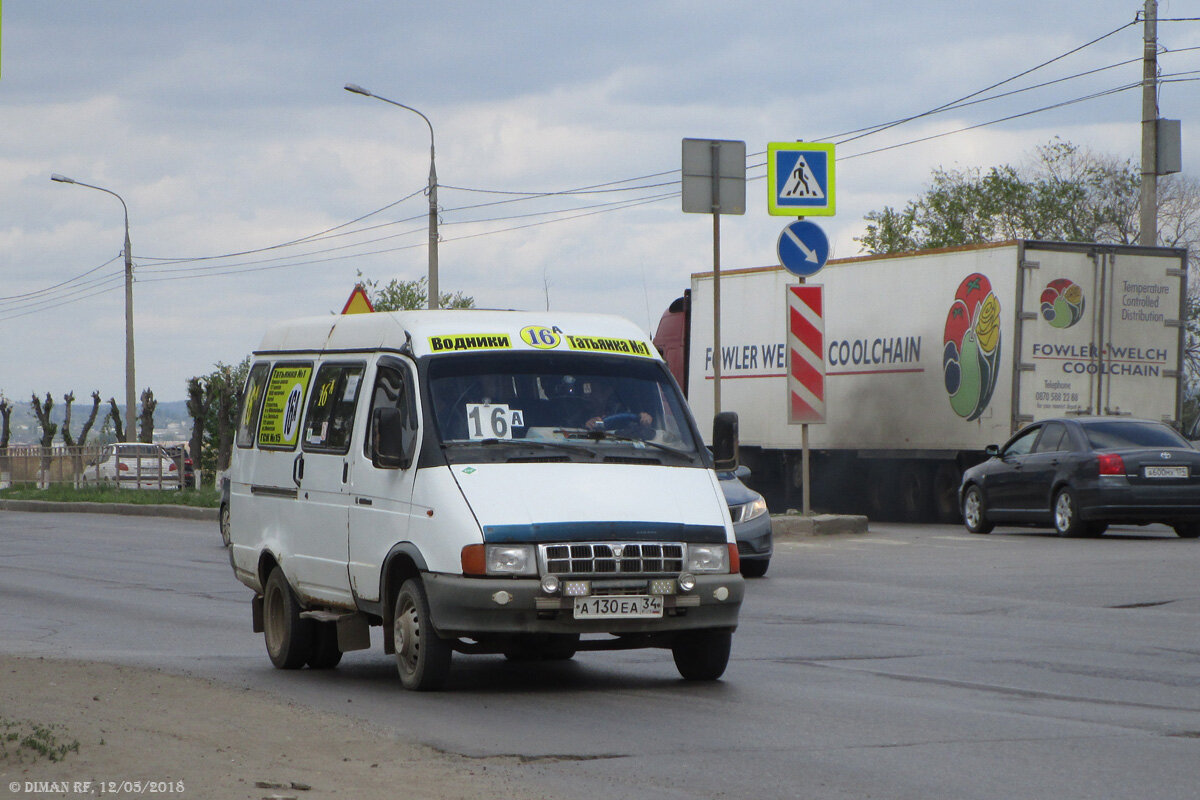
(372, 407, 410, 469)
(712, 411, 739, 471)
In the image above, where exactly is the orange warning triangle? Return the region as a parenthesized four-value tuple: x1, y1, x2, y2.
(341, 285, 375, 315)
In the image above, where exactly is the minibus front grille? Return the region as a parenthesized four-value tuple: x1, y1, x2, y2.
(539, 542, 685, 576)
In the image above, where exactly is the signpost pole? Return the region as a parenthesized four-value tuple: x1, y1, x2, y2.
(681, 137, 745, 421)
(771, 140, 835, 515)
(799, 273, 811, 516)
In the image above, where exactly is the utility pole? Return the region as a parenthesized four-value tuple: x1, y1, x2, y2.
(1139, 0, 1158, 246)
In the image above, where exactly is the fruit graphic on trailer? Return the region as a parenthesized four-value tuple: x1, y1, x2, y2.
(943, 273, 1001, 421)
(1040, 278, 1085, 329)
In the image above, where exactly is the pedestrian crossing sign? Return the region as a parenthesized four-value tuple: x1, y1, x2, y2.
(768, 142, 835, 216)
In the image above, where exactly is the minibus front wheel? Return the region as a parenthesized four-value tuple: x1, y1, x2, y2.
(393, 578, 453, 691)
(671, 629, 732, 681)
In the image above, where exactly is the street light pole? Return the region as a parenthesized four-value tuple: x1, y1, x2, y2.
(51, 173, 137, 443)
(344, 83, 440, 310)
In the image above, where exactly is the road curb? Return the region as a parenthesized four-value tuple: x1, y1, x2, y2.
(771, 513, 869, 538)
(0, 499, 217, 522)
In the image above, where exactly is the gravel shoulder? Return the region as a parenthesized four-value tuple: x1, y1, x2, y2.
(0, 656, 548, 800)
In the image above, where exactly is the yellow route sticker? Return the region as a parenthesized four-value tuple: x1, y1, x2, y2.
(565, 335, 653, 357)
(428, 334, 513, 352)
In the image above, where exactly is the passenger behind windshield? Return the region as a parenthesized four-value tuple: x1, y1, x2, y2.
(426, 352, 697, 453)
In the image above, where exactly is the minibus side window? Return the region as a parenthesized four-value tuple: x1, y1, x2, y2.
(257, 362, 314, 450)
(364, 364, 416, 463)
(302, 363, 365, 454)
(235, 362, 272, 449)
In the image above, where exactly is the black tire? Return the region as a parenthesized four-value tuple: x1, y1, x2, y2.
(219, 504, 231, 547)
(1053, 487, 1088, 537)
(898, 465, 933, 521)
(503, 633, 580, 662)
(671, 630, 732, 681)
(740, 558, 769, 578)
(932, 463, 962, 523)
(961, 485, 993, 534)
(393, 578, 453, 691)
(307, 621, 343, 669)
(1172, 522, 1200, 539)
(262, 567, 313, 670)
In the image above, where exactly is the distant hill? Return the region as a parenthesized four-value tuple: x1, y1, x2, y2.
(1, 398, 193, 446)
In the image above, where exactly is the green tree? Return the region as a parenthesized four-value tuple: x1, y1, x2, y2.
(355, 272, 475, 311)
(856, 140, 1144, 254)
(184, 358, 251, 484)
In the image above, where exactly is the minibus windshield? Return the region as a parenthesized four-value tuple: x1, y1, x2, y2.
(427, 352, 700, 457)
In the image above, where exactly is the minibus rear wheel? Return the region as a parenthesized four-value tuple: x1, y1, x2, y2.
(393, 578, 452, 690)
(263, 567, 313, 669)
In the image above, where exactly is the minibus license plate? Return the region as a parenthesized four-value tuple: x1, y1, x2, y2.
(574, 595, 663, 619)
(1144, 465, 1188, 478)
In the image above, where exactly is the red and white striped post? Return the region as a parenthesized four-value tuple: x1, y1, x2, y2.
(787, 284, 825, 516)
(787, 285, 825, 424)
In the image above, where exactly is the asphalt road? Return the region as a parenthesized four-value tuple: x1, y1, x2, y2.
(2, 510, 1199, 799)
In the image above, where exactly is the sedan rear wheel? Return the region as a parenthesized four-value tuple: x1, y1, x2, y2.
(1172, 522, 1200, 539)
(1053, 488, 1088, 537)
(962, 485, 993, 534)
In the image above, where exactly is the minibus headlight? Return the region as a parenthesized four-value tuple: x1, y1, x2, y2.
(485, 544, 537, 576)
(687, 543, 729, 573)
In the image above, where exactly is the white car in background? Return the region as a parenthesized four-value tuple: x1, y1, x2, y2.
(85, 443, 180, 489)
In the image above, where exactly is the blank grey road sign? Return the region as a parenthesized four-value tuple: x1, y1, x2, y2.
(682, 138, 746, 215)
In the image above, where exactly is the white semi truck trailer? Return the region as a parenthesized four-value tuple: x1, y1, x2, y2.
(654, 240, 1189, 521)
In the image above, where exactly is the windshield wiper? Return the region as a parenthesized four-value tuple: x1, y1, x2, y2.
(557, 429, 693, 459)
(443, 438, 598, 456)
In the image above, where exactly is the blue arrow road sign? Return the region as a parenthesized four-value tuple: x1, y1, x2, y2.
(777, 220, 829, 278)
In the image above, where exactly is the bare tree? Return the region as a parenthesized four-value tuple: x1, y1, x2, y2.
(106, 398, 125, 443)
(61, 391, 103, 485)
(138, 388, 157, 443)
(186, 376, 209, 487)
(31, 393, 58, 485)
(0, 396, 12, 488)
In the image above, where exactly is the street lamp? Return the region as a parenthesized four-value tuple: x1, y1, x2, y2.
(344, 83, 440, 310)
(51, 173, 137, 443)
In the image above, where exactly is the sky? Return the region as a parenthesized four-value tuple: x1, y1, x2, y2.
(1, 1, 1197, 404)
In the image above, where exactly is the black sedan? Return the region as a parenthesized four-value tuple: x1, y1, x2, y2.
(718, 466, 773, 577)
(960, 417, 1200, 538)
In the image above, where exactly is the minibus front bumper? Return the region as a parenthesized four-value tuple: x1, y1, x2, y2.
(423, 572, 744, 637)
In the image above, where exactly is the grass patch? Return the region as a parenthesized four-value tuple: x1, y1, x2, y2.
(0, 717, 80, 764)
(0, 484, 219, 508)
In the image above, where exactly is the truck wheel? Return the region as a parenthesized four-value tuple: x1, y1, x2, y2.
(306, 621, 343, 669)
(961, 485, 993, 534)
(671, 630, 731, 681)
(932, 463, 962, 523)
(393, 578, 452, 690)
(1053, 488, 1087, 537)
(898, 466, 932, 521)
(219, 504, 231, 547)
(263, 567, 313, 670)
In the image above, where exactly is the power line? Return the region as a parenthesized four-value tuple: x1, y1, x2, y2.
(0, 254, 122, 304)
(8, 14, 1171, 319)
